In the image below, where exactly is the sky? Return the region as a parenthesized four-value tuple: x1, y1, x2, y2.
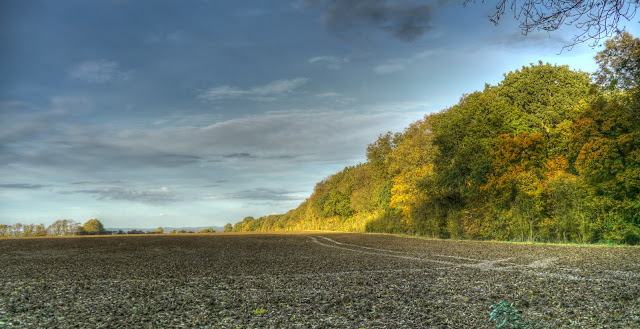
(1, 0, 639, 228)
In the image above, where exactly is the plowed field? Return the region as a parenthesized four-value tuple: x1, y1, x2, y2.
(0, 233, 638, 328)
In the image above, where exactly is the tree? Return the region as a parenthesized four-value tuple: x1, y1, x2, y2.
(594, 32, 640, 91)
(198, 227, 215, 233)
(33, 224, 47, 237)
(324, 190, 353, 217)
(22, 224, 35, 237)
(0, 224, 9, 237)
(464, 0, 640, 47)
(495, 62, 594, 135)
(224, 223, 233, 232)
(156, 227, 164, 234)
(11, 223, 22, 237)
(82, 219, 106, 235)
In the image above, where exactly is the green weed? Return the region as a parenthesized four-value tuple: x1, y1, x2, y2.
(252, 307, 266, 316)
(490, 301, 537, 328)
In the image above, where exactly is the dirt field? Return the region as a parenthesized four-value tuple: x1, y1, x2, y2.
(0, 233, 638, 328)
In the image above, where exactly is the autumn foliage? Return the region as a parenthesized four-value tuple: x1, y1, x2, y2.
(233, 33, 640, 245)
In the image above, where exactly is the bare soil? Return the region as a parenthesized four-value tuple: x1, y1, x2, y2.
(0, 233, 638, 328)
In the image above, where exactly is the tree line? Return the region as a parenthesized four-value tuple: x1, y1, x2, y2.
(229, 32, 640, 245)
(0, 219, 221, 238)
(0, 218, 107, 237)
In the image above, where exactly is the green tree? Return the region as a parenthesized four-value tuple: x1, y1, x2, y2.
(82, 219, 106, 235)
(224, 223, 233, 232)
(495, 61, 594, 134)
(366, 132, 396, 181)
(156, 227, 164, 234)
(233, 216, 255, 232)
(47, 219, 79, 236)
(34, 224, 47, 237)
(322, 190, 353, 217)
(595, 32, 640, 92)
(22, 224, 35, 237)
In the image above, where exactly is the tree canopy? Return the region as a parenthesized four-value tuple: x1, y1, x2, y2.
(231, 33, 640, 245)
(82, 219, 106, 235)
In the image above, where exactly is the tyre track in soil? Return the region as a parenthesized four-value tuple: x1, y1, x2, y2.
(309, 235, 640, 286)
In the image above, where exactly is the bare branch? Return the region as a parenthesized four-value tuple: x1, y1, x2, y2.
(464, 0, 639, 48)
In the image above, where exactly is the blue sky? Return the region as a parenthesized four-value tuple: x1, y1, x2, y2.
(1, 0, 638, 228)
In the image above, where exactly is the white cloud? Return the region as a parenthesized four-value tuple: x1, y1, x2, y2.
(4, 104, 426, 175)
(210, 188, 306, 201)
(374, 60, 409, 74)
(374, 50, 437, 74)
(308, 56, 349, 69)
(316, 92, 342, 98)
(198, 78, 309, 101)
(69, 60, 131, 83)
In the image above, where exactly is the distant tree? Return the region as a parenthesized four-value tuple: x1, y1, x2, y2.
(22, 224, 35, 237)
(116, 230, 125, 235)
(233, 216, 255, 232)
(11, 223, 23, 237)
(170, 229, 177, 234)
(74, 226, 87, 236)
(0, 224, 9, 237)
(178, 229, 186, 234)
(33, 224, 46, 237)
(464, 0, 639, 48)
(156, 227, 164, 234)
(127, 229, 145, 234)
(47, 219, 78, 236)
(82, 219, 106, 235)
(198, 227, 215, 233)
(68, 221, 82, 236)
(224, 223, 233, 232)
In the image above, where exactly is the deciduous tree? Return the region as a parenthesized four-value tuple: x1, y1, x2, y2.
(82, 219, 106, 235)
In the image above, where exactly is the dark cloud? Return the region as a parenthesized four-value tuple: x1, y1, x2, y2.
(0, 183, 48, 189)
(1, 107, 418, 191)
(155, 154, 203, 167)
(224, 153, 257, 159)
(72, 180, 122, 185)
(65, 186, 178, 204)
(215, 188, 305, 201)
(316, 0, 452, 41)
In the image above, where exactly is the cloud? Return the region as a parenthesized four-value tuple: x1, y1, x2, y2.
(374, 50, 436, 74)
(66, 186, 178, 204)
(224, 153, 257, 159)
(1, 105, 426, 184)
(316, 92, 342, 98)
(51, 96, 94, 114)
(212, 188, 306, 201)
(72, 181, 122, 185)
(0, 183, 48, 189)
(69, 59, 131, 83)
(198, 78, 309, 101)
(490, 30, 570, 49)
(308, 56, 349, 69)
(311, 0, 453, 41)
